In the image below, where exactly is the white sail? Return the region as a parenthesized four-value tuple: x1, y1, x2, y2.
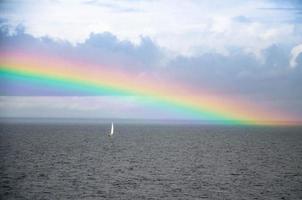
(110, 122, 114, 136)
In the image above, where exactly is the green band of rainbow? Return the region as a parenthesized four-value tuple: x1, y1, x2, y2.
(0, 51, 296, 125)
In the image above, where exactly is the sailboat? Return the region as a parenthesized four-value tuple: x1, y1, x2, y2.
(108, 122, 114, 137)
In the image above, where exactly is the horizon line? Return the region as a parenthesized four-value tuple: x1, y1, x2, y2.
(1, 117, 301, 126)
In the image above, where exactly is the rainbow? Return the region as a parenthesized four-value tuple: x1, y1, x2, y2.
(0, 50, 297, 125)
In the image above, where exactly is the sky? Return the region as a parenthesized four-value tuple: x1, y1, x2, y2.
(0, 0, 302, 122)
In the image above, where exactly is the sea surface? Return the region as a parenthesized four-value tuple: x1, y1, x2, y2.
(0, 121, 302, 199)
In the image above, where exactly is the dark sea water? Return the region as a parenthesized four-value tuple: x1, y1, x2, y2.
(0, 121, 302, 199)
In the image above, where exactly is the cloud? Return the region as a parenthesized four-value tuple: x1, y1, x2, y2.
(233, 15, 252, 23)
(0, 96, 196, 119)
(262, 0, 302, 23)
(290, 44, 302, 68)
(83, 0, 141, 12)
(0, 0, 301, 56)
(0, 24, 163, 71)
(163, 44, 292, 92)
(159, 44, 302, 120)
(1, 20, 302, 119)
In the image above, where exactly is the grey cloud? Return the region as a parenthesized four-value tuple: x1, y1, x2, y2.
(262, 0, 302, 22)
(77, 32, 162, 72)
(259, 8, 302, 10)
(233, 16, 252, 23)
(1, 23, 302, 118)
(161, 45, 302, 117)
(0, 24, 163, 72)
(163, 44, 300, 93)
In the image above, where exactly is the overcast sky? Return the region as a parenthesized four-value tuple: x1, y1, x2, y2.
(0, 0, 302, 120)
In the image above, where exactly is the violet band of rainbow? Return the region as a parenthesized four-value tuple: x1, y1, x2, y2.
(0, 50, 296, 125)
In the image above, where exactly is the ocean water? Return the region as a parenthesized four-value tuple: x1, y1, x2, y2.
(0, 122, 302, 199)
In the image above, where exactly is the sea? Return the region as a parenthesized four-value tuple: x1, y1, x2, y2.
(0, 119, 302, 200)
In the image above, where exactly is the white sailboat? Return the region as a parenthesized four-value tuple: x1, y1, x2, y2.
(109, 122, 114, 137)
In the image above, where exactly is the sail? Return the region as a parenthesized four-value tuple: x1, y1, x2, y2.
(110, 122, 114, 135)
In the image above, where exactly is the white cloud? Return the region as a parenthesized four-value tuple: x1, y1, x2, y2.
(0, 96, 189, 119)
(0, 96, 129, 118)
(1, 0, 301, 56)
(290, 43, 302, 68)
